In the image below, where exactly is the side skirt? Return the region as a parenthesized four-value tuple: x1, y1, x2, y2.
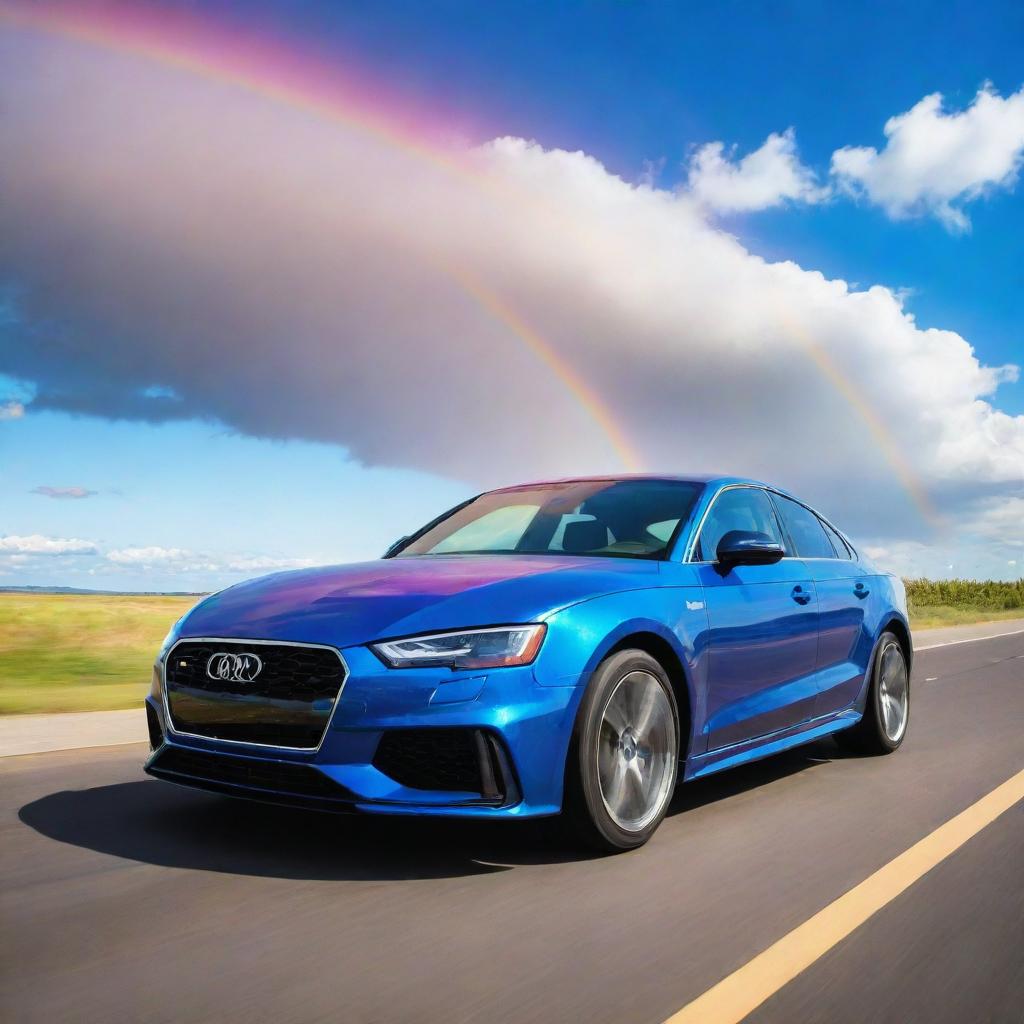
(682, 708, 861, 782)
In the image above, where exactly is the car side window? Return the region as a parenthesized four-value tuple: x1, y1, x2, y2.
(771, 494, 835, 559)
(819, 518, 853, 560)
(696, 487, 784, 561)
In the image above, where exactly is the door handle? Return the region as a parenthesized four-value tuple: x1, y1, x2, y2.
(791, 585, 812, 605)
(854, 581, 870, 599)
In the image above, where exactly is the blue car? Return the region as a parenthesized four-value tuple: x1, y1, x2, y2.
(145, 475, 912, 851)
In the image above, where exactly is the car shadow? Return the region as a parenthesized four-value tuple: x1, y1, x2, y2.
(18, 738, 842, 881)
(668, 736, 844, 816)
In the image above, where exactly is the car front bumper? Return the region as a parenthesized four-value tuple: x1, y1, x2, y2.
(145, 645, 580, 819)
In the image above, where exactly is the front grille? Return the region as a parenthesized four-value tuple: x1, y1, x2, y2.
(164, 640, 345, 748)
(148, 746, 350, 802)
(373, 728, 515, 803)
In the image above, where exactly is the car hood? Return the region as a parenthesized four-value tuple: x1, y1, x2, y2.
(177, 554, 659, 648)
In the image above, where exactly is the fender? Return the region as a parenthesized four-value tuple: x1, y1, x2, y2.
(535, 586, 709, 756)
(852, 612, 913, 713)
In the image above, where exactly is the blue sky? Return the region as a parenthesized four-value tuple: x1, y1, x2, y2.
(1, 0, 1022, 589)
(1, 405, 467, 591)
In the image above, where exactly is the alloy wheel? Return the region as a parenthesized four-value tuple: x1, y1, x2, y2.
(596, 670, 677, 832)
(877, 641, 909, 743)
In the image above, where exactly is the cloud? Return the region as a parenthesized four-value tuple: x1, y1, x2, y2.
(0, 400, 24, 419)
(967, 494, 1024, 549)
(0, 28, 1022, 560)
(830, 85, 1024, 231)
(106, 546, 315, 574)
(862, 489, 1024, 579)
(107, 546, 192, 565)
(0, 534, 318, 582)
(32, 485, 97, 499)
(860, 536, 1021, 581)
(0, 534, 97, 555)
(686, 128, 829, 212)
(222, 555, 318, 572)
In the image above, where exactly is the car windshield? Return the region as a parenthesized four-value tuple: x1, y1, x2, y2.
(396, 479, 704, 560)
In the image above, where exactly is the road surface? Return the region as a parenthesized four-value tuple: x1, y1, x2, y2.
(2, 630, 1022, 1023)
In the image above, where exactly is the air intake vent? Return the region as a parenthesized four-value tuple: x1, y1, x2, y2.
(373, 728, 517, 804)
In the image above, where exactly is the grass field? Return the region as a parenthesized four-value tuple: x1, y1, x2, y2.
(904, 605, 1024, 629)
(1, 584, 1021, 714)
(0, 594, 197, 715)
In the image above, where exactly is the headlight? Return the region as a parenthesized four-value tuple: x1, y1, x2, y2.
(371, 624, 546, 670)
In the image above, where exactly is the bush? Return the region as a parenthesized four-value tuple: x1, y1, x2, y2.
(904, 577, 1024, 613)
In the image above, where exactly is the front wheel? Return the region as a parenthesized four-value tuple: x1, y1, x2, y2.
(561, 649, 679, 852)
(838, 630, 910, 755)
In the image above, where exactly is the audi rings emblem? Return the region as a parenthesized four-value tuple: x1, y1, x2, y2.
(206, 652, 264, 684)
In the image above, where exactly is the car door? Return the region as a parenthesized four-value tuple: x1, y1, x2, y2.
(770, 494, 872, 718)
(693, 486, 820, 751)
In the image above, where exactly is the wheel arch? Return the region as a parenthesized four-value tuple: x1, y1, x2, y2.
(878, 614, 913, 675)
(603, 630, 695, 758)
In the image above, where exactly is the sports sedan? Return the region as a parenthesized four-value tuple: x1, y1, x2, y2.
(145, 475, 911, 851)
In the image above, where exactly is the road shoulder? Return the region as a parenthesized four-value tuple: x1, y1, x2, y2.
(0, 708, 147, 758)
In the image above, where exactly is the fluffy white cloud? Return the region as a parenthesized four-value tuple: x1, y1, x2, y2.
(686, 128, 828, 212)
(860, 490, 1024, 580)
(831, 85, 1024, 231)
(0, 399, 24, 419)
(0, 29, 1022, 564)
(0, 534, 97, 555)
(32, 485, 96, 499)
(222, 555, 318, 572)
(967, 494, 1024, 549)
(860, 537, 1020, 581)
(107, 546, 192, 565)
(106, 546, 315, 574)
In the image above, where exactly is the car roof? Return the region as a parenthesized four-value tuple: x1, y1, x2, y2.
(487, 474, 816, 516)
(488, 473, 782, 493)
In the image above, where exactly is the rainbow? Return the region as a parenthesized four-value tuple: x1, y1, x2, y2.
(778, 312, 941, 528)
(446, 266, 645, 470)
(0, 0, 643, 471)
(1, 2, 940, 522)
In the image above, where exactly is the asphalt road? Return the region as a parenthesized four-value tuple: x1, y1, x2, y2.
(2, 633, 1022, 1024)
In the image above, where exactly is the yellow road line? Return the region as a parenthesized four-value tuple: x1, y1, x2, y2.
(665, 767, 1024, 1024)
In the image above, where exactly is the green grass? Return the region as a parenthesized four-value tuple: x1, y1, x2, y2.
(0, 593, 197, 715)
(907, 605, 1024, 630)
(1, 584, 1022, 714)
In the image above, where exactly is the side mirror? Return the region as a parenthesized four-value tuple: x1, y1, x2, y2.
(716, 530, 785, 568)
(382, 535, 410, 558)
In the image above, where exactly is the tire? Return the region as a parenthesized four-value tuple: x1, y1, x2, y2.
(836, 630, 910, 755)
(560, 649, 680, 852)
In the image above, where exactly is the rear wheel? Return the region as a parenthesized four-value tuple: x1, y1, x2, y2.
(561, 649, 679, 852)
(837, 630, 910, 755)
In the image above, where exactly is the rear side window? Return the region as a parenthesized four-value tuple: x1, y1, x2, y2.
(819, 518, 853, 560)
(771, 494, 835, 559)
(696, 487, 783, 561)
